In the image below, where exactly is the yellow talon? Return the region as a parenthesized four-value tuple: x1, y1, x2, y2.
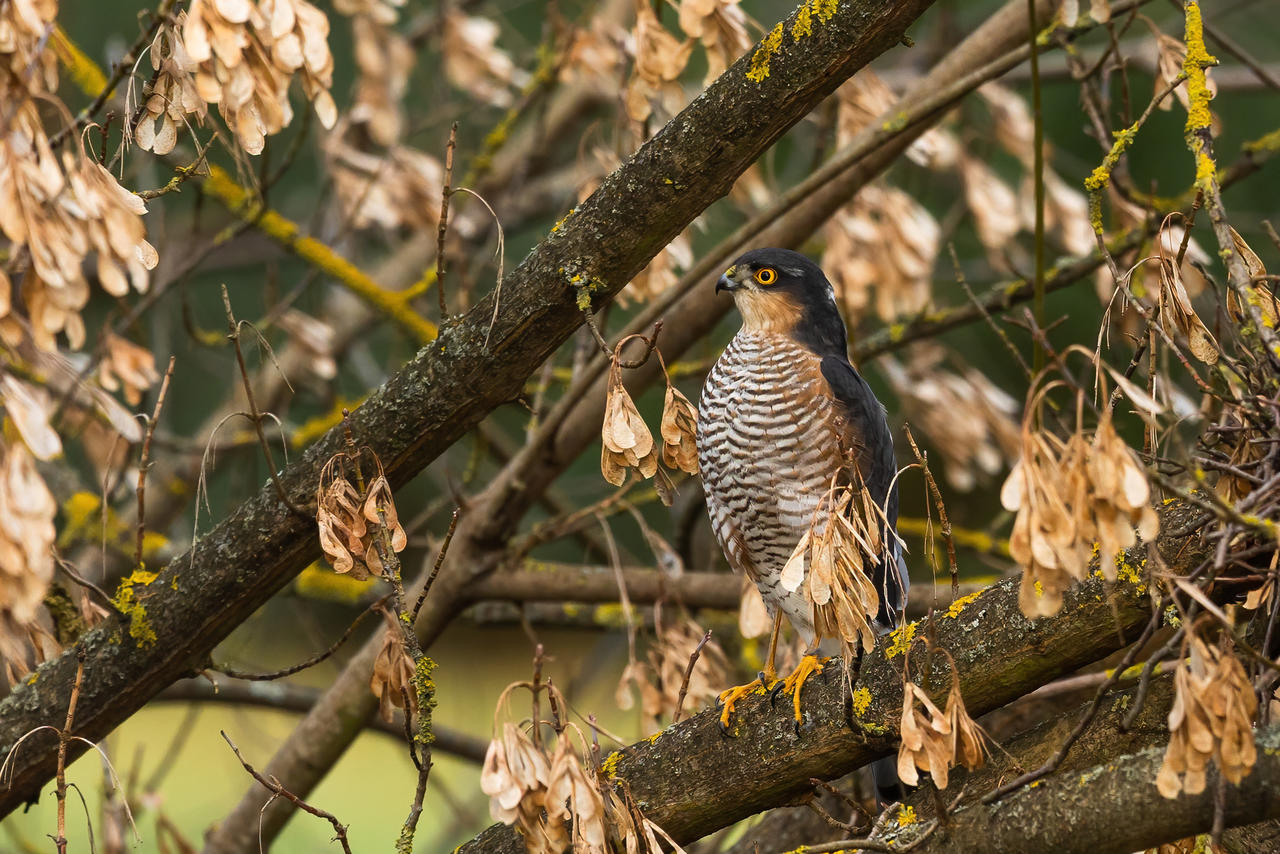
(719, 611, 784, 731)
(717, 678, 764, 730)
(780, 653, 827, 726)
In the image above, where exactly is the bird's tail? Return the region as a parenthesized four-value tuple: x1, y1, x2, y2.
(872, 755, 909, 807)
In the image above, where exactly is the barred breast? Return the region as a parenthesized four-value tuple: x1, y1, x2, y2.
(697, 331, 844, 645)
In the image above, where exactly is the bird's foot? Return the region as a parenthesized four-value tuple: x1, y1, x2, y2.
(717, 670, 777, 733)
(779, 654, 828, 730)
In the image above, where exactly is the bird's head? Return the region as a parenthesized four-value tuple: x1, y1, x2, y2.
(716, 248, 848, 354)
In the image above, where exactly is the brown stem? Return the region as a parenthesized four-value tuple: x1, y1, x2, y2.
(220, 285, 306, 517)
(672, 629, 711, 724)
(135, 357, 176, 569)
(437, 122, 458, 320)
(220, 731, 353, 854)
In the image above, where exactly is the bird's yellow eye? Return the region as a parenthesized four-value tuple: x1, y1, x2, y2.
(754, 268, 777, 286)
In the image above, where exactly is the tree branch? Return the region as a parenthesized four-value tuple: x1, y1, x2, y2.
(895, 721, 1280, 854)
(155, 678, 488, 763)
(454, 502, 1206, 851)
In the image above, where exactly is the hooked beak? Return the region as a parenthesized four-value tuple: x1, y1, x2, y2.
(716, 266, 742, 294)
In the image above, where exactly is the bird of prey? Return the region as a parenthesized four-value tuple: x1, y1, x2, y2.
(698, 247, 908, 729)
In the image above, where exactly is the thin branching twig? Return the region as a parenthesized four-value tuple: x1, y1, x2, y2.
(221, 731, 353, 854)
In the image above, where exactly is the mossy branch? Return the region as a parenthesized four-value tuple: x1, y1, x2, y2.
(899, 719, 1280, 854)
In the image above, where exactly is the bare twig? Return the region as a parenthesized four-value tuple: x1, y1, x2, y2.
(436, 122, 458, 320)
(51, 649, 86, 854)
(135, 356, 175, 568)
(792, 818, 940, 853)
(211, 595, 391, 681)
(219, 285, 305, 517)
(903, 426, 959, 600)
(220, 731, 353, 854)
(672, 629, 712, 724)
(412, 508, 460, 624)
(1026, 0, 1046, 374)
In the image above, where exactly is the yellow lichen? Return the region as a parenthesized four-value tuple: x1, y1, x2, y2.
(1084, 123, 1140, 234)
(811, 0, 838, 24)
(945, 590, 984, 619)
(851, 685, 872, 716)
(885, 621, 917, 658)
(791, 3, 813, 41)
(601, 749, 623, 779)
(1112, 552, 1147, 591)
(740, 635, 763, 672)
(1181, 1, 1219, 193)
(746, 23, 783, 83)
(1244, 128, 1280, 154)
(52, 27, 108, 95)
(113, 568, 160, 648)
(592, 602, 630, 627)
(58, 492, 118, 548)
(897, 805, 918, 826)
(140, 531, 168, 558)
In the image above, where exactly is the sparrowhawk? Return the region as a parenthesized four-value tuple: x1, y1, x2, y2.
(698, 247, 909, 728)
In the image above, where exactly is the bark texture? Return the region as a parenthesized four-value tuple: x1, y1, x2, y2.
(897, 722, 1280, 854)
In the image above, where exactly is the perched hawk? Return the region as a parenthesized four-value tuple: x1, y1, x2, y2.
(698, 248, 909, 727)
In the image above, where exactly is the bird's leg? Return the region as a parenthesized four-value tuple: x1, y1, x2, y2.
(779, 646, 828, 729)
(761, 610, 782, 684)
(717, 611, 783, 731)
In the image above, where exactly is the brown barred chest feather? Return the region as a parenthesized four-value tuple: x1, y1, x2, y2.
(697, 331, 846, 643)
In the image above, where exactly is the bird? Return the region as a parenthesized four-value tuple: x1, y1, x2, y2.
(697, 247, 909, 731)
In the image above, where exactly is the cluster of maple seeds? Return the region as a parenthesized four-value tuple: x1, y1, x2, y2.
(1157, 632, 1258, 798)
(896, 647, 987, 790)
(338, 0, 411, 146)
(880, 344, 1021, 492)
(0, 440, 57, 673)
(1206, 232, 1278, 505)
(167, 0, 336, 156)
(600, 342, 698, 504)
(615, 612, 730, 731)
(316, 449, 407, 580)
(1000, 388, 1160, 618)
(134, 17, 208, 155)
(0, 0, 159, 351)
(624, 0, 748, 123)
(482, 674, 685, 854)
(370, 605, 416, 722)
(823, 72, 1095, 328)
(780, 479, 885, 658)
